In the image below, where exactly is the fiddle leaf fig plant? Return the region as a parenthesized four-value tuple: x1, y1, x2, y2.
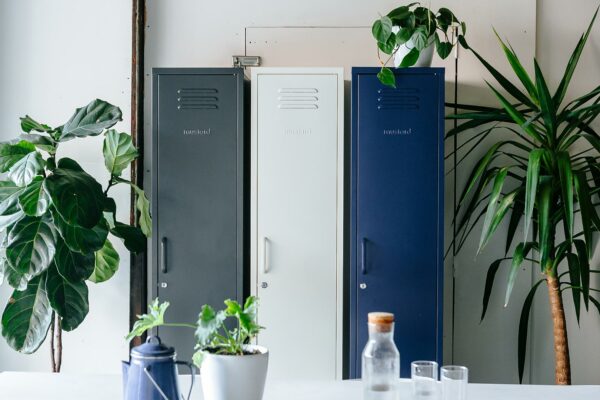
(128, 296, 263, 368)
(0, 99, 151, 372)
(372, 2, 466, 87)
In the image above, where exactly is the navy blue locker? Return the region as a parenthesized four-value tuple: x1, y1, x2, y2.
(349, 67, 444, 378)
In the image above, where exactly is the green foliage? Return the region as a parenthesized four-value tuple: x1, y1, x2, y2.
(0, 99, 151, 356)
(128, 296, 264, 368)
(450, 8, 600, 383)
(126, 299, 170, 342)
(371, 2, 466, 87)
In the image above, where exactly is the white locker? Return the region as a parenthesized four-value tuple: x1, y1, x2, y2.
(251, 68, 344, 379)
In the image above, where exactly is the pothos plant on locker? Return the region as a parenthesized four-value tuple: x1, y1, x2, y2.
(0, 99, 151, 372)
(371, 2, 466, 87)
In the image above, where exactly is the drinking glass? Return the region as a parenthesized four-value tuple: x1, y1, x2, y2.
(441, 366, 468, 400)
(411, 361, 438, 399)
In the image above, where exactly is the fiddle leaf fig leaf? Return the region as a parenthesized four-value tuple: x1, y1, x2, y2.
(0, 141, 36, 172)
(8, 151, 44, 187)
(126, 298, 169, 341)
(19, 134, 56, 153)
(89, 239, 119, 283)
(45, 158, 104, 229)
(20, 116, 53, 134)
(0, 182, 26, 234)
(111, 222, 146, 253)
(18, 176, 50, 217)
(54, 238, 95, 283)
(52, 209, 108, 254)
(1, 273, 52, 353)
(46, 263, 89, 331)
(195, 305, 226, 347)
(103, 130, 138, 176)
(6, 214, 57, 278)
(59, 99, 122, 141)
(135, 186, 151, 237)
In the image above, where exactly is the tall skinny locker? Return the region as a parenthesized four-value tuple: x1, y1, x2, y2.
(349, 67, 444, 378)
(251, 68, 344, 379)
(152, 68, 246, 362)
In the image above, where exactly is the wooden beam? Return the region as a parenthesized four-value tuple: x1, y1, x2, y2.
(129, 0, 147, 348)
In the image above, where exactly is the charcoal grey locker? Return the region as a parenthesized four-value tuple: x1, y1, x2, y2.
(152, 68, 246, 362)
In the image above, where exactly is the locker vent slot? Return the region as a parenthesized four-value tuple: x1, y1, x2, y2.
(278, 88, 319, 110)
(377, 88, 420, 110)
(177, 88, 219, 110)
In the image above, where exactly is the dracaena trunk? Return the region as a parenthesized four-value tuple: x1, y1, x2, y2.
(546, 274, 571, 384)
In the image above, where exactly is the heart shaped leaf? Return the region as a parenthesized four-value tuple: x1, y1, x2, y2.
(46, 264, 89, 331)
(89, 239, 119, 283)
(54, 238, 95, 283)
(6, 214, 57, 278)
(18, 176, 50, 217)
(103, 130, 138, 176)
(59, 99, 122, 141)
(45, 158, 104, 228)
(7, 151, 44, 187)
(1, 273, 52, 353)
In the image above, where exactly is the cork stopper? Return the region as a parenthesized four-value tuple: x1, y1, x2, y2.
(368, 312, 394, 332)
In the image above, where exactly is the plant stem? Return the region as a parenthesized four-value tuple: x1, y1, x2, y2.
(55, 316, 62, 373)
(50, 312, 56, 373)
(162, 323, 196, 329)
(546, 273, 571, 384)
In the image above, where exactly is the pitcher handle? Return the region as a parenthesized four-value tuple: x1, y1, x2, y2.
(175, 360, 196, 400)
(143, 366, 170, 400)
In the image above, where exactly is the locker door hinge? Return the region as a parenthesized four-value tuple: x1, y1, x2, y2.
(232, 55, 261, 68)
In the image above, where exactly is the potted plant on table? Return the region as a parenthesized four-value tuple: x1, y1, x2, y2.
(128, 296, 267, 400)
(449, 8, 599, 384)
(371, 2, 466, 87)
(0, 99, 150, 372)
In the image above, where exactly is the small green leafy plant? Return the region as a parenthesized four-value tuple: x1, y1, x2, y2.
(128, 296, 263, 367)
(0, 99, 151, 372)
(372, 2, 466, 87)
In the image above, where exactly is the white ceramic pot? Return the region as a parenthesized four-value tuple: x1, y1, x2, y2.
(200, 345, 269, 400)
(394, 37, 435, 67)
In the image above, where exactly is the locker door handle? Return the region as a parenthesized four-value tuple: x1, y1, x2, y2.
(161, 237, 168, 274)
(361, 237, 368, 275)
(263, 237, 270, 274)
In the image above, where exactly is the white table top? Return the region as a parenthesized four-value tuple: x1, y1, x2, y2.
(0, 372, 598, 400)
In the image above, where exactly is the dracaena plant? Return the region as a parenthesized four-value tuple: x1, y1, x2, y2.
(0, 99, 151, 372)
(372, 2, 466, 87)
(449, 8, 599, 385)
(127, 296, 263, 367)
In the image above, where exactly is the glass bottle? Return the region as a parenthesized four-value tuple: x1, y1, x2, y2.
(362, 312, 400, 400)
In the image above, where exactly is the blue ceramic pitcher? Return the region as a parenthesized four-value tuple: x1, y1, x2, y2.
(122, 336, 195, 400)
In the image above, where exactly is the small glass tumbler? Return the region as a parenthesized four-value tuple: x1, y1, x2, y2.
(411, 361, 439, 399)
(441, 366, 468, 400)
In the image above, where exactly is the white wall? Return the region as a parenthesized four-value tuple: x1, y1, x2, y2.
(0, 0, 132, 372)
(1, 0, 599, 384)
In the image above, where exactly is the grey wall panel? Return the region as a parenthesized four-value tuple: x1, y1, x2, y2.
(152, 68, 246, 363)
